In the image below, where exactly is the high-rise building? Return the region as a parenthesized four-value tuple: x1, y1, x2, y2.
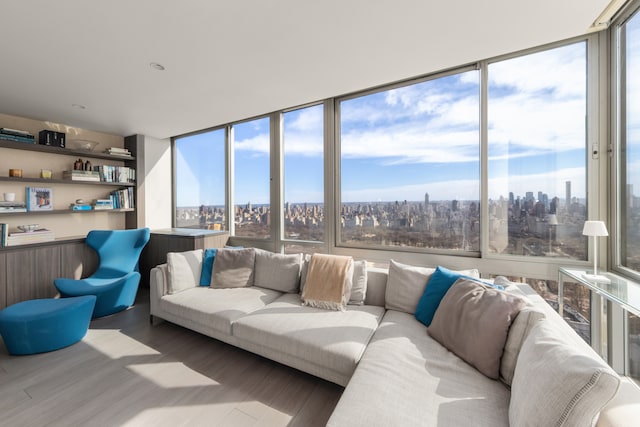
(566, 181, 571, 210)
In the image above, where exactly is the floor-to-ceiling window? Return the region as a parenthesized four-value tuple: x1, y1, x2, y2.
(282, 104, 325, 254)
(338, 69, 480, 252)
(487, 41, 588, 260)
(232, 117, 271, 239)
(616, 4, 640, 381)
(174, 128, 226, 230)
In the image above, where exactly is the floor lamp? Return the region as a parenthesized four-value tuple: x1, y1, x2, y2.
(582, 220, 610, 284)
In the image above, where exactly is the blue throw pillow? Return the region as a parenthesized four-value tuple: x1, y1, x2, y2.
(414, 265, 502, 327)
(199, 248, 217, 286)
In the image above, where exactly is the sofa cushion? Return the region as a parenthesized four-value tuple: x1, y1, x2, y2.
(159, 286, 282, 336)
(414, 265, 482, 326)
(301, 254, 353, 311)
(427, 278, 527, 379)
(166, 249, 203, 294)
(328, 309, 510, 426)
(233, 293, 385, 381)
(211, 248, 255, 288)
(253, 248, 302, 293)
(384, 260, 435, 314)
(510, 319, 620, 427)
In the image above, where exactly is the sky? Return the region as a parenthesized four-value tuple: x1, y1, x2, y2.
(175, 36, 639, 208)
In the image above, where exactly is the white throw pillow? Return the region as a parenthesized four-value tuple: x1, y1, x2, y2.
(384, 260, 479, 314)
(254, 248, 302, 293)
(384, 260, 436, 314)
(510, 320, 620, 427)
(166, 249, 203, 294)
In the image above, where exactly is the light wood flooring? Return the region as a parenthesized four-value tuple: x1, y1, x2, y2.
(0, 291, 343, 427)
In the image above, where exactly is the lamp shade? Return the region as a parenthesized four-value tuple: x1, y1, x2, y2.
(582, 220, 609, 237)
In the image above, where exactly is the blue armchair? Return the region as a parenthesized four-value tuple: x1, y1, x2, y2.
(54, 228, 150, 318)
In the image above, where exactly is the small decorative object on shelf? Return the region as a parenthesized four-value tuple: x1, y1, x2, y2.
(9, 168, 22, 177)
(26, 187, 53, 211)
(40, 169, 52, 179)
(17, 224, 39, 233)
(67, 139, 99, 152)
(38, 130, 65, 147)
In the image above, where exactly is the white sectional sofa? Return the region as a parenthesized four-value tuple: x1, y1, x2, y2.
(149, 247, 637, 426)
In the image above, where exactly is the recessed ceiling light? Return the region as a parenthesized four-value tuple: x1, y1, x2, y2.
(71, 103, 86, 109)
(150, 62, 166, 71)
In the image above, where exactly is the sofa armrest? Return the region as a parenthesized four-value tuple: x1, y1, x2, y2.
(150, 264, 168, 316)
(598, 376, 640, 426)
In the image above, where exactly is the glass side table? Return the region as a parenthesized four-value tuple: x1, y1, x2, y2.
(558, 268, 640, 319)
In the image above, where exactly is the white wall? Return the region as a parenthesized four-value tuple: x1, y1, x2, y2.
(140, 136, 172, 230)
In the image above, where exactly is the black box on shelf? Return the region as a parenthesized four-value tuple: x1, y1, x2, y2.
(38, 130, 65, 147)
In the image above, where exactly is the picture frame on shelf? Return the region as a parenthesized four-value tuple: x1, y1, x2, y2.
(26, 187, 53, 211)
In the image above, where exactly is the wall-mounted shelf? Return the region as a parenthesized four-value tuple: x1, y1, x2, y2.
(0, 176, 135, 187)
(0, 139, 135, 161)
(0, 208, 134, 217)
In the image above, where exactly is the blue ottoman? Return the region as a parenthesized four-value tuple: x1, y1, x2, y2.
(0, 295, 96, 355)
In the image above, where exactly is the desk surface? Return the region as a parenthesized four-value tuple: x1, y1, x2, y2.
(150, 228, 228, 237)
(559, 267, 640, 317)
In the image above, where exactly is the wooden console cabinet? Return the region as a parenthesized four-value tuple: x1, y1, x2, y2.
(140, 228, 229, 287)
(0, 239, 98, 309)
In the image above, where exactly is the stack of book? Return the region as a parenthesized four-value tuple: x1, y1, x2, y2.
(105, 147, 132, 158)
(92, 199, 114, 210)
(62, 170, 101, 182)
(4, 228, 55, 246)
(0, 201, 27, 213)
(0, 128, 35, 144)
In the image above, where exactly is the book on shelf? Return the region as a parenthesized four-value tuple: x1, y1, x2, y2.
(94, 165, 135, 183)
(0, 201, 27, 208)
(110, 187, 134, 209)
(1, 127, 33, 137)
(0, 223, 7, 247)
(5, 228, 55, 246)
(0, 207, 27, 213)
(62, 170, 101, 181)
(0, 133, 35, 143)
(70, 204, 92, 211)
(105, 146, 131, 154)
(26, 187, 53, 211)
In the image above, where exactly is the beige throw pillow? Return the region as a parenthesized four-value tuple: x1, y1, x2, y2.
(166, 249, 203, 294)
(427, 278, 526, 379)
(211, 248, 255, 288)
(510, 319, 620, 427)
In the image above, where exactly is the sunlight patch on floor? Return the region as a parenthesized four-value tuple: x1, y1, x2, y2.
(127, 362, 220, 389)
(84, 329, 160, 359)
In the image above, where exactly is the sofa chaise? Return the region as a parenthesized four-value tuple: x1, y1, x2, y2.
(149, 247, 637, 426)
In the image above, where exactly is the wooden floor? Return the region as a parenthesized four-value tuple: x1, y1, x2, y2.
(0, 291, 343, 427)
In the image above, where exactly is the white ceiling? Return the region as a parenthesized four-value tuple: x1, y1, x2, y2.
(0, 1, 610, 140)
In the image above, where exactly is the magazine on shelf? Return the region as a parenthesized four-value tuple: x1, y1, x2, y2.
(26, 187, 53, 211)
